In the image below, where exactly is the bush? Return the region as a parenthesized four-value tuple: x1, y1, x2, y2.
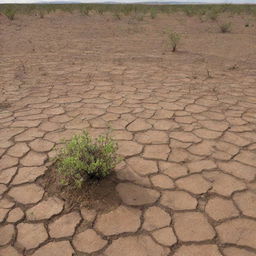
(45, 5, 56, 14)
(80, 6, 90, 16)
(120, 5, 133, 16)
(3, 8, 16, 20)
(39, 10, 44, 19)
(150, 8, 157, 19)
(219, 23, 232, 33)
(97, 7, 104, 15)
(207, 10, 218, 21)
(184, 7, 195, 17)
(113, 12, 121, 20)
(167, 31, 181, 52)
(61, 5, 73, 14)
(55, 131, 120, 189)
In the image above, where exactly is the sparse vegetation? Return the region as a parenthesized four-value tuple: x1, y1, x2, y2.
(45, 5, 56, 14)
(206, 68, 213, 79)
(55, 131, 120, 189)
(62, 5, 74, 14)
(38, 10, 44, 19)
(219, 22, 232, 33)
(184, 6, 196, 17)
(137, 13, 144, 21)
(3, 7, 16, 20)
(97, 7, 105, 15)
(0, 101, 11, 110)
(167, 31, 181, 52)
(150, 8, 157, 19)
(1, 4, 256, 20)
(228, 64, 239, 70)
(113, 12, 121, 20)
(80, 6, 90, 16)
(207, 9, 219, 21)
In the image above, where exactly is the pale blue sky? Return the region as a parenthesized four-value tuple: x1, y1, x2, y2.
(1, 0, 256, 3)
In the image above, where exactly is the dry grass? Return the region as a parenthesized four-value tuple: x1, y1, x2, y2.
(219, 22, 232, 33)
(1, 4, 256, 20)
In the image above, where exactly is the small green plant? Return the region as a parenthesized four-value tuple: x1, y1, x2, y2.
(183, 6, 198, 17)
(167, 31, 181, 52)
(150, 8, 157, 19)
(97, 7, 104, 15)
(207, 10, 218, 21)
(80, 6, 90, 16)
(45, 5, 56, 14)
(4, 8, 16, 20)
(62, 5, 73, 14)
(121, 5, 133, 16)
(55, 131, 120, 189)
(113, 12, 121, 20)
(39, 10, 44, 19)
(219, 22, 232, 33)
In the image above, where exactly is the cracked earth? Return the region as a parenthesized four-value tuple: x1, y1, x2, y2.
(1, 11, 256, 256)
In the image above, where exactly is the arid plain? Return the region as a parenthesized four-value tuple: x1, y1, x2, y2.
(1, 5, 256, 256)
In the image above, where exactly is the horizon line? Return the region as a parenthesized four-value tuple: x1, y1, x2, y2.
(1, 0, 256, 4)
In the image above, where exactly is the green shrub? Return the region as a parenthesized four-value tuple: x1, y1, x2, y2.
(55, 131, 120, 189)
(61, 5, 73, 14)
(219, 22, 232, 33)
(97, 7, 104, 15)
(113, 12, 121, 20)
(45, 5, 56, 14)
(167, 31, 181, 52)
(207, 10, 218, 21)
(184, 8, 194, 17)
(39, 10, 44, 19)
(121, 5, 133, 16)
(150, 8, 157, 19)
(3, 8, 16, 20)
(80, 6, 90, 16)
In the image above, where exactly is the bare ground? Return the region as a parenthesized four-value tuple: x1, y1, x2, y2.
(0, 10, 256, 256)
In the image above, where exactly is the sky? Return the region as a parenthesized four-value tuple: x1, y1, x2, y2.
(1, 0, 256, 3)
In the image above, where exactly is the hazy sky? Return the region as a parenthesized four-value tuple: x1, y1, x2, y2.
(1, 0, 256, 3)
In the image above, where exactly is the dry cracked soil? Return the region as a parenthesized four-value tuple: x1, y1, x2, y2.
(0, 9, 256, 256)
